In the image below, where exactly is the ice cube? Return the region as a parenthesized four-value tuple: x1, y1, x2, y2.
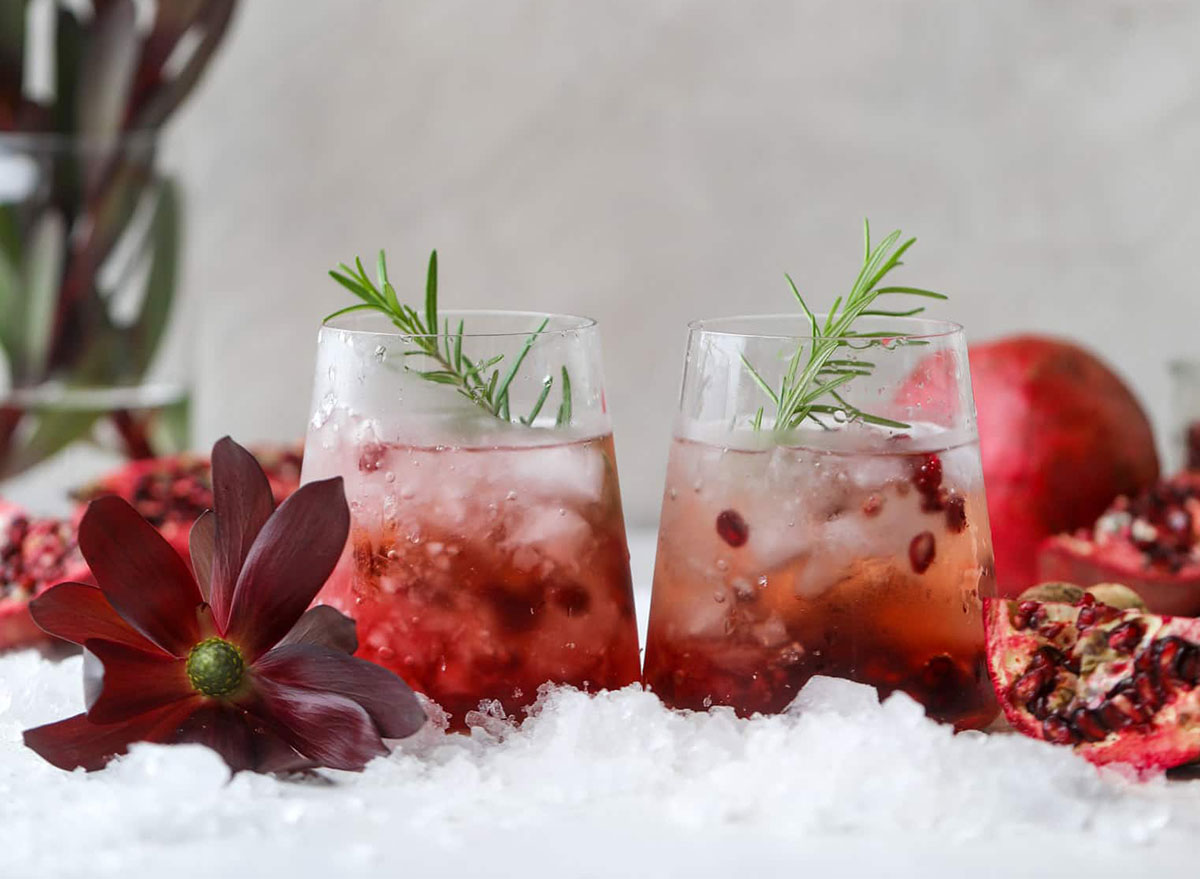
(787, 675, 880, 717)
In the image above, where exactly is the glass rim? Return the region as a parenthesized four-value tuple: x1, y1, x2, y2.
(0, 129, 159, 153)
(687, 313, 964, 342)
(321, 308, 599, 339)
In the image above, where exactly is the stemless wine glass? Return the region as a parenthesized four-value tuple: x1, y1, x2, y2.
(302, 310, 640, 728)
(643, 315, 998, 729)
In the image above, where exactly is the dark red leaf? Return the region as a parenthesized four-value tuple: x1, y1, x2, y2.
(84, 638, 192, 725)
(23, 699, 199, 772)
(276, 605, 358, 654)
(255, 644, 425, 740)
(29, 583, 166, 655)
(245, 674, 387, 772)
(189, 510, 216, 603)
(77, 496, 203, 657)
(225, 478, 349, 661)
(209, 437, 275, 631)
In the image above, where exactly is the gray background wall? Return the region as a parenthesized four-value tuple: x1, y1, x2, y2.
(165, 0, 1199, 526)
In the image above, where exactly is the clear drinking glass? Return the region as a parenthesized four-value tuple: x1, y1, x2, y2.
(643, 315, 998, 729)
(302, 310, 641, 728)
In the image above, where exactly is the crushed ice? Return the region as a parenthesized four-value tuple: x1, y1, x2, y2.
(2, 650, 1199, 875)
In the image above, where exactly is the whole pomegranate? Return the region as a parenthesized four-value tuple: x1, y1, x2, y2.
(970, 336, 1159, 596)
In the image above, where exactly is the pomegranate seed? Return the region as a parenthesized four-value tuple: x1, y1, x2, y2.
(1134, 673, 1161, 709)
(1042, 714, 1076, 745)
(944, 494, 967, 533)
(908, 531, 936, 574)
(1071, 707, 1109, 742)
(1177, 646, 1200, 685)
(911, 454, 943, 496)
(1156, 638, 1184, 683)
(716, 510, 749, 548)
(1107, 621, 1145, 654)
(1098, 701, 1133, 731)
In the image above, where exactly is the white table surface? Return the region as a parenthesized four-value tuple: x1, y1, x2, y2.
(2, 528, 1198, 879)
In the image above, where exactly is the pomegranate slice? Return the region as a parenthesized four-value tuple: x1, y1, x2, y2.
(1038, 474, 1200, 617)
(72, 444, 303, 563)
(0, 500, 92, 650)
(985, 591, 1200, 772)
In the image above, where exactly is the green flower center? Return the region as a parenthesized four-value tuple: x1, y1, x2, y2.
(185, 637, 245, 697)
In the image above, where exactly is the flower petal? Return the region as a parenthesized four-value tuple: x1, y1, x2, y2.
(172, 704, 255, 773)
(209, 438, 275, 630)
(225, 477, 349, 661)
(245, 672, 387, 771)
(29, 583, 166, 654)
(275, 605, 358, 654)
(77, 496, 202, 656)
(23, 699, 199, 772)
(255, 644, 425, 739)
(189, 511, 216, 603)
(84, 638, 193, 725)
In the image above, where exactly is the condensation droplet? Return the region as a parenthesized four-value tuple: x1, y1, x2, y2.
(373, 345, 387, 362)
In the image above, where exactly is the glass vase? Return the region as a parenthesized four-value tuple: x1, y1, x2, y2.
(0, 132, 189, 511)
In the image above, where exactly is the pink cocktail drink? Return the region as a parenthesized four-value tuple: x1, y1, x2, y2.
(644, 432, 996, 728)
(303, 304, 640, 728)
(308, 430, 640, 725)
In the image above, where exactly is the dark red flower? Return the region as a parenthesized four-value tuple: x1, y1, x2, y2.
(23, 438, 425, 773)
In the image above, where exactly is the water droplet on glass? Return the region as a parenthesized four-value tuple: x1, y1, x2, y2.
(833, 409, 848, 424)
(506, 490, 518, 501)
(373, 345, 386, 362)
(716, 559, 729, 572)
(384, 471, 395, 483)
(668, 488, 678, 500)
(713, 590, 727, 604)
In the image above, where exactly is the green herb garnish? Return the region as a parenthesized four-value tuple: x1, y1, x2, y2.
(327, 250, 572, 426)
(742, 220, 947, 432)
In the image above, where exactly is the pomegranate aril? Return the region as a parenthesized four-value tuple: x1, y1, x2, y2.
(944, 494, 967, 533)
(1107, 621, 1145, 653)
(1042, 714, 1076, 745)
(1098, 700, 1133, 731)
(1071, 707, 1109, 742)
(1134, 673, 1161, 709)
(715, 510, 749, 548)
(911, 453, 942, 495)
(909, 531, 936, 574)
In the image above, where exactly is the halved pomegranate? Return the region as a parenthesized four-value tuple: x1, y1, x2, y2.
(986, 591, 1200, 772)
(0, 500, 91, 650)
(1038, 474, 1200, 617)
(72, 443, 303, 563)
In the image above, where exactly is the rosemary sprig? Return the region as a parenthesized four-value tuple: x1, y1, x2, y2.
(743, 220, 947, 433)
(327, 250, 572, 426)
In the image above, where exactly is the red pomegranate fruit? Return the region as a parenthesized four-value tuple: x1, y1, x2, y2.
(985, 590, 1200, 772)
(1038, 474, 1200, 617)
(72, 443, 303, 562)
(969, 336, 1159, 596)
(0, 500, 91, 650)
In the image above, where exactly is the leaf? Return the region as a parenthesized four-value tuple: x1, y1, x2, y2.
(494, 317, 549, 410)
(739, 354, 779, 406)
(19, 208, 66, 381)
(424, 250, 438, 345)
(76, 0, 139, 148)
(124, 177, 179, 379)
(555, 367, 572, 426)
(323, 302, 377, 323)
(130, 0, 237, 130)
(521, 375, 553, 425)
